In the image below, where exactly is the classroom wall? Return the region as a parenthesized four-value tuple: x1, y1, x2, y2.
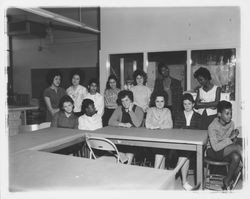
(11, 7, 99, 98)
(12, 35, 98, 96)
(99, 6, 241, 125)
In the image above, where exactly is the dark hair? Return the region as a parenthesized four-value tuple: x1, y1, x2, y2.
(81, 98, 94, 114)
(217, 100, 232, 113)
(117, 90, 134, 105)
(70, 69, 83, 84)
(88, 78, 99, 86)
(59, 95, 74, 111)
(158, 63, 168, 74)
(88, 78, 99, 92)
(46, 69, 62, 85)
(193, 67, 212, 80)
(133, 69, 147, 85)
(149, 91, 168, 107)
(182, 93, 195, 104)
(106, 74, 120, 89)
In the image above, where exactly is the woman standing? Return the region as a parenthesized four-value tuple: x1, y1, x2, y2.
(43, 69, 66, 122)
(193, 67, 221, 130)
(102, 75, 120, 126)
(66, 70, 88, 117)
(130, 70, 151, 113)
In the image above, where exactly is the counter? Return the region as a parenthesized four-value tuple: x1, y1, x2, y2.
(8, 105, 39, 135)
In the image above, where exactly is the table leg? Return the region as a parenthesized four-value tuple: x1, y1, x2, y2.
(196, 145, 203, 189)
(23, 110, 27, 125)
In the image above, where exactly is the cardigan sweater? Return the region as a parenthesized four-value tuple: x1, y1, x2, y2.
(108, 105, 144, 128)
(174, 111, 201, 129)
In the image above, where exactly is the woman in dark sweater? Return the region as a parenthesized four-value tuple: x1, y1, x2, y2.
(171, 93, 202, 190)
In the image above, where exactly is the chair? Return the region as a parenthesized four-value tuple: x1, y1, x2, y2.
(204, 156, 230, 190)
(85, 136, 128, 164)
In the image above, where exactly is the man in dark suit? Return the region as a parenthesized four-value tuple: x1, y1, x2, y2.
(153, 63, 183, 119)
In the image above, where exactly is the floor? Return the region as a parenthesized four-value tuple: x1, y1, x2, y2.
(132, 156, 243, 192)
(173, 172, 243, 191)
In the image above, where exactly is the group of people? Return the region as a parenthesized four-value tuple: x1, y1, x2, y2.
(43, 64, 242, 191)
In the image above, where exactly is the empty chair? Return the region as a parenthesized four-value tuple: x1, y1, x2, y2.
(85, 136, 128, 164)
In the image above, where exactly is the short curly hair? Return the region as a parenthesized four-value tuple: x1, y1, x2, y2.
(217, 100, 232, 113)
(70, 69, 83, 84)
(182, 93, 195, 104)
(117, 90, 134, 106)
(81, 98, 94, 114)
(59, 95, 74, 111)
(46, 69, 62, 85)
(133, 69, 147, 85)
(158, 63, 169, 75)
(149, 91, 168, 108)
(193, 67, 212, 80)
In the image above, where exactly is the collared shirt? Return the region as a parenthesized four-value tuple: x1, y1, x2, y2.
(78, 114, 102, 131)
(184, 110, 194, 126)
(66, 85, 88, 112)
(51, 111, 78, 129)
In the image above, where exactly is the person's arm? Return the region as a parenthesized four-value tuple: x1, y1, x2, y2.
(74, 116, 79, 129)
(195, 87, 221, 109)
(44, 96, 59, 115)
(208, 123, 233, 151)
(50, 112, 59, 127)
(145, 108, 158, 129)
(160, 109, 173, 129)
(173, 113, 182, 129)
(108, 107, 122, 127)
(96, 94, 104, 117)
(129, 106, 144, 127)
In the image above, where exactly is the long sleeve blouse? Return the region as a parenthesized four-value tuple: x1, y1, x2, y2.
(145, 107, 173, 129)
(207, 118, 234, 151)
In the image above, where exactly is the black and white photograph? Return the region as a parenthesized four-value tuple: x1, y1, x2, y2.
(1, 0, 249, 199)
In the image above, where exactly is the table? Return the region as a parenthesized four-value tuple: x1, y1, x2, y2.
(9, 128, 176, 190)
(9, 105, 39, 125)
(90, 126, 208, 188)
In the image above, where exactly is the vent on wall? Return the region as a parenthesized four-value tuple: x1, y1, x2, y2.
(8, 20, 47, 38)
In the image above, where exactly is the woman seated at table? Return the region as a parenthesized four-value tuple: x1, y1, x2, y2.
(173, 93, 202, 190)
(78, 98, 103, 131)
(108, 90, 144, 164)
(51, 95, 78, 129)
(145, 91, 173, 169)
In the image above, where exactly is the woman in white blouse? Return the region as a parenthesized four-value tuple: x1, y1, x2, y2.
(66, 70, 88, 117)
(130, 69, 151, 112)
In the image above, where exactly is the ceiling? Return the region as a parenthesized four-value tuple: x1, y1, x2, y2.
(6, 7, 100, 39)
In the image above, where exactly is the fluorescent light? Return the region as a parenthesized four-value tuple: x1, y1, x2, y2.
(21, 8, 55, 18)
(19, 7, 100, 33)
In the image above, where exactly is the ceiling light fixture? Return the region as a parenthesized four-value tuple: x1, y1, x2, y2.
(20, 7, 100, 33)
